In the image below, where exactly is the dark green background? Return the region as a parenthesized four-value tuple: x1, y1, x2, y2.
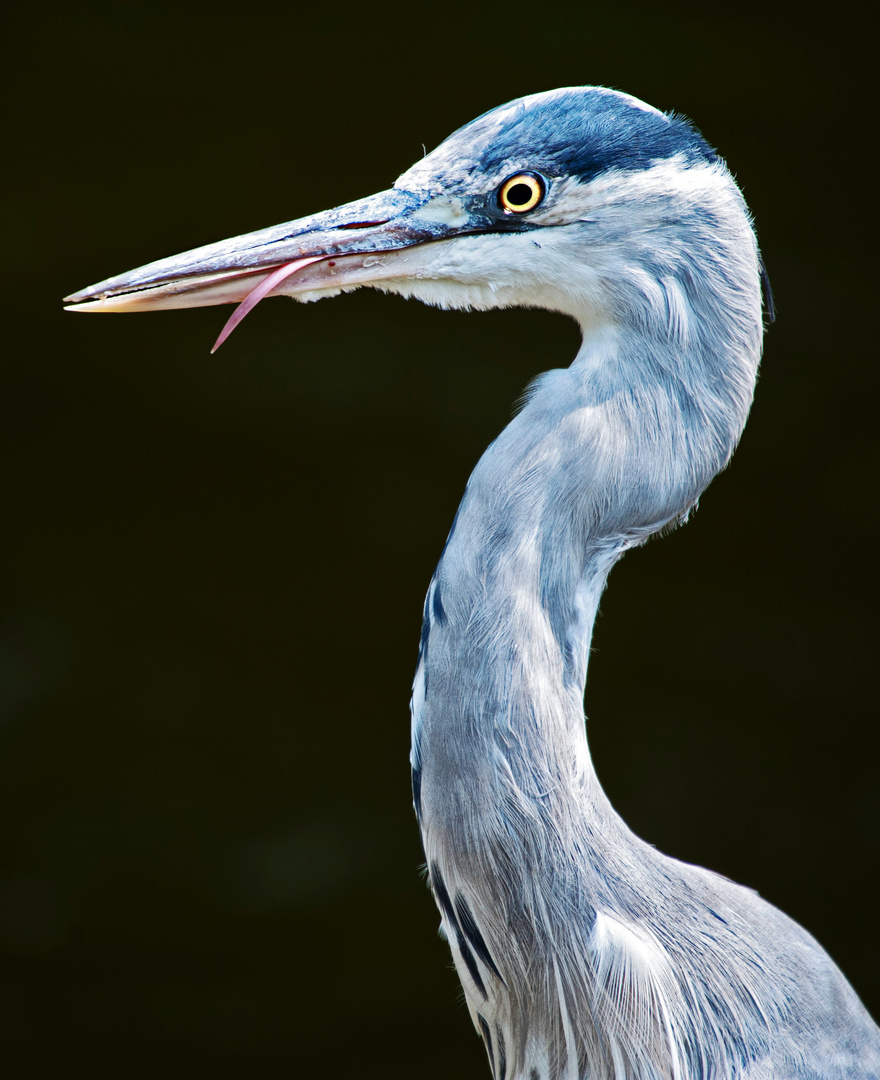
(4, 2, 877, 1075)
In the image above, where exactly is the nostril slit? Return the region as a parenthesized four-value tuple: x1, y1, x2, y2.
(338, 219, 391, 230)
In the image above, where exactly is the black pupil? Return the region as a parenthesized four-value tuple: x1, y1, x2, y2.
(506, 182, 534, 207)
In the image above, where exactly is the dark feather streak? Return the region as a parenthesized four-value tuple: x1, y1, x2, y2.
(478, 1015, 495, 1077)
(496, 1026, 507, 1080)
(454, 893, 505, 984)
(430, 864, 487, 997)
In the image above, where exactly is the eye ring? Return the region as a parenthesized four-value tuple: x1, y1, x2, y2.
(498, 172, 546, 214)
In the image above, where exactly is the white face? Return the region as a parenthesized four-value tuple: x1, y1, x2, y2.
(337, 224, 611, 326)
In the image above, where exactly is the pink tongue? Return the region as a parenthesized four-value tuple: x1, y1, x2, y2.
(211, 255, 325, 353)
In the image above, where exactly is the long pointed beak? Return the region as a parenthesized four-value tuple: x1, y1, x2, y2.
(63, 187, 487, 349)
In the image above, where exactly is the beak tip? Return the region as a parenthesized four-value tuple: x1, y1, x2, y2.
(63, 297, 119, 313)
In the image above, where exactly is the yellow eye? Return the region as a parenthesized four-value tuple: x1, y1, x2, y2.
(498, 172, 545, 214)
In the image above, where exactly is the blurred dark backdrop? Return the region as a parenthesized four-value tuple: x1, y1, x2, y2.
(3, 2, 878, 1076)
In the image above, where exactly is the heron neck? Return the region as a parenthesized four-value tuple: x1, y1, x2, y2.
(412, 320, 755, 848)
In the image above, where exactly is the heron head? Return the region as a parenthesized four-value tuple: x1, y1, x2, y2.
(64, 87, 762, 350)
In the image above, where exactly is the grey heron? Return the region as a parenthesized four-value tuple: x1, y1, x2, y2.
(65, 87, 880, 1078)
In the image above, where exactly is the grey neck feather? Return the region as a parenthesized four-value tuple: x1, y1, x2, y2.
(416, 263, 761, 848)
